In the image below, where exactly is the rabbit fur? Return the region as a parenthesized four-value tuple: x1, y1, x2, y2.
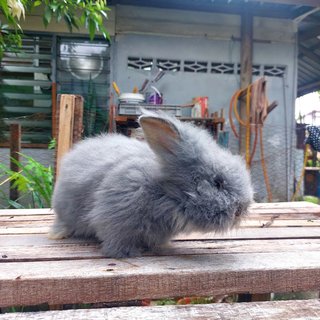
(50, 111, 253, 258)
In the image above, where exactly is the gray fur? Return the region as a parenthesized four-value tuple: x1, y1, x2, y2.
(51, 111, 253, 258)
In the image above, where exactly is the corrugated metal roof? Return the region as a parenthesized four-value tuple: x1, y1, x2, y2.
(111, 0, 320, 96)
(298, 9, 320, 96)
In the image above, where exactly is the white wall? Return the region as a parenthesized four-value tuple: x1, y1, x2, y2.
(112, 5, 297, 201)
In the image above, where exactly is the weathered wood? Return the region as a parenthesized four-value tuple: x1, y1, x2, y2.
(0, 202, 318, 217)
(55, 95, 75, 177)
(0, 251, 320, 307)
(2, 300, 320, 320)
(1, 236, 320, 262)
(0, 202, 319, 308)
(72, 96, 84, 144)
(239, 9, 253, 155)
(1, 215, 320, 229)
(9, 124, 21, 202)
(175, 227, 320, 240)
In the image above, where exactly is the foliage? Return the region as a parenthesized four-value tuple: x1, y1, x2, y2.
(48, 137, 56, 150)
(0, 0, 110, 57)
(0, 153, 53, 208)
(303, 195, 319, 205)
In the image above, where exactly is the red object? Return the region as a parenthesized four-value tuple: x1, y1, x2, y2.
(193, 97, 208, 117)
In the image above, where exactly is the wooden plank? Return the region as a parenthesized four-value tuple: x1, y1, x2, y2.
(0, 209, 52, 216)
(55, 95, 75, 177)
(0, 202, 317, 216)
(72, 96, 84, 144)
(0, 251, 320, 307)
(1, 222, 320, 239)
(1, 236, 320, 262)
(1, 300, 320, 320)
(175, 227, 320, 240)
(250, 201, 319, 208)
(239, 9, 253, 156)
(1, 215, 320, 229)
(243, 219, 320, 227)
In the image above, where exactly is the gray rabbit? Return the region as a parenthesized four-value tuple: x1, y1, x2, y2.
(50, 111, 253, 258)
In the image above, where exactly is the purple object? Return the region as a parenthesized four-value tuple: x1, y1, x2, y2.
(148, 92, 163, 105)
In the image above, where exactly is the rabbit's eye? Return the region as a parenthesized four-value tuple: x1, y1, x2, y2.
(214, 177, 224, 190)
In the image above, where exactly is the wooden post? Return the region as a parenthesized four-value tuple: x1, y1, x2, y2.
(55, 95, 84, 179)
(55, 95, 75, 178)
(239, 10, 253, 155)
(9, 124, 21, 201)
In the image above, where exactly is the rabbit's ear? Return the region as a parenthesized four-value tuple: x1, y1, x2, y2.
(139, 116, 181, 157)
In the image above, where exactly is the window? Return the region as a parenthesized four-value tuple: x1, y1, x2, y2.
(57, 38, 111, 136)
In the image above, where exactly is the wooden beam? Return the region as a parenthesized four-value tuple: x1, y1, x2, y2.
(239, 10, 253, 156)
(55, 95, 75, 178)
(2, 300, 320, 320)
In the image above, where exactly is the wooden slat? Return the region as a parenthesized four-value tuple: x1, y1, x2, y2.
(0, 202, 318, 216)
(0, 209, 52, 216)
(1, 300, 320, 320)
(176, 227, 320, 240)
(1, 215, 320, 229)
(1, 236, 320, 262)
(55, 95, 75, 177)
(0, 251, 320, 307)
(250, 201, 318, 208)
(1, 223, 320, 239)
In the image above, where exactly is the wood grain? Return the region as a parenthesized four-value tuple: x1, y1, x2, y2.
(1, 237, 320, 262)
(0, 202, 319, 308)
(1, 300, 320, 320)
(55, 94, 75, 177)
(1, 251, 320, 307)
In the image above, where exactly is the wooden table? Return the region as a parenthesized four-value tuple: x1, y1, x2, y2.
(0, 202, 320, 317)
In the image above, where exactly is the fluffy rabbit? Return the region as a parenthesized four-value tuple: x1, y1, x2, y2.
(50, 111, 253, 258)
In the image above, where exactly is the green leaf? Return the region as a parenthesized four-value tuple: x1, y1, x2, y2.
(44, 6, 52, 24)
(8, 200, 25, 209)
(0, 0, 10, 17)
(88, 18, 96, 41)
(33, 0, 42, 7)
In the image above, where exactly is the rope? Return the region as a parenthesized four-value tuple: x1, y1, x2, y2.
(229, 84, 273, 201)
(259, 125, 272, 202)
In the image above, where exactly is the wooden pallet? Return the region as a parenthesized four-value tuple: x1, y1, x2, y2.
(0, 202, 320, 317)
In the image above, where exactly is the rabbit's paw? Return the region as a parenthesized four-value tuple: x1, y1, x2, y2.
(101, 240, 143, 258)
(48, 218, 71, 240)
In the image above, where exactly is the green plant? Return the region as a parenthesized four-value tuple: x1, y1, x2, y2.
(0, 153, 53, 208)
(0, 0, 110, 58)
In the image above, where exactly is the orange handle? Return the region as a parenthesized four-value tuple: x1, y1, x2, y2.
(112, 82, 121, 96)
